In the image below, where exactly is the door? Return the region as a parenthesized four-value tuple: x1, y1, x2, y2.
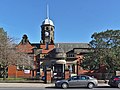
(77, 76, 88, 87)
(68, 76, 79, 87)
(53, 64, 63, 80)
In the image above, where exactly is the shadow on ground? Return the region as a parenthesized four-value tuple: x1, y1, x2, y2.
(45, 86, 112, 89)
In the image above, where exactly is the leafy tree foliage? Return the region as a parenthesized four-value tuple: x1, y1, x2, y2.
(81, 30, 120, 73)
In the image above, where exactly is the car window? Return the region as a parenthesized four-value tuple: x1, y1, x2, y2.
(116, 76, 120, 78)
(86, 76, 90, 79)
(80, 76, 87, 80)
(71, 76, 79, 80)
(111, 76, 120, 79)
(111, 76, 120, 80)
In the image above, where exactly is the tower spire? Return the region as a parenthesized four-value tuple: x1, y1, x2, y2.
(47, 4, 49, 19)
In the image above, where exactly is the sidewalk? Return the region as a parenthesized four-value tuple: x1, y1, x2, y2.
(0, 83, 54, 88)
(0, 83, 109, 88)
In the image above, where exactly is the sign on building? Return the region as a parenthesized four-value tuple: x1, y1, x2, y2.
(24, 70, 30, 74)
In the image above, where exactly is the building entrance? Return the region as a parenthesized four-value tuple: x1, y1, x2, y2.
(52, 64, 65, 80)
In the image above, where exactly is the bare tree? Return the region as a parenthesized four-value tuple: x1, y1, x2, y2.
(16, 52, 34, 70)
(0, 28, 33, 79)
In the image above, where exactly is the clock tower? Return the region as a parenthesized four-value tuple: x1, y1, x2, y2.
(41, 18, 54, 44)
(40, 5, 54, 45)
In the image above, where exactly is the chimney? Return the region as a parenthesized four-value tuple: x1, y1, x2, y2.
(46, 42, 49, 50)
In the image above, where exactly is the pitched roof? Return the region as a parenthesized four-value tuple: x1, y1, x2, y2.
(30, 42, 91, 53)
(55, 43, 91, 53)
(74, 48, 92, 54)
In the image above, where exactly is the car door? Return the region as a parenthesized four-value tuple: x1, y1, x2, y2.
(77, 76, 88, 87)
(68, 76, 79, 87)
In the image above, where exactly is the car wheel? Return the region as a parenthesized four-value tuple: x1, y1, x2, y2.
(118, 83, 120, 88)
(87, 83, 94, 89)
(61, 83, 68, 89)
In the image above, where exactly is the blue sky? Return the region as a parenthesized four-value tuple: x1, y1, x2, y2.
(0, 0, 120, 43)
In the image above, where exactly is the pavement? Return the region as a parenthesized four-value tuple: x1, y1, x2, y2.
(0, 83, 54, 88)
(0, 83, 109, 88)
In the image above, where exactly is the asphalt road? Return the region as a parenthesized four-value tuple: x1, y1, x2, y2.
(0, 87, 119, 90)
(0, 83, 119, 90)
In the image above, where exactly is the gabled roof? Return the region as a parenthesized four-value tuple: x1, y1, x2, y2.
(18, 34, 31, 45)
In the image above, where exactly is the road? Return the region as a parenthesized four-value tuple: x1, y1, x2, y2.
(0, 83, 119, 90)
(0, 87, 119, 90)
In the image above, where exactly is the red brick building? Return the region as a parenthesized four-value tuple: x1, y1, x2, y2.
(8, 13, 91, 79)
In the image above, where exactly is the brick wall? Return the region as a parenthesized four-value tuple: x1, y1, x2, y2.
(16, 43, 34, 53)
(8, 65, 32, 78)
(40, 44, 54, 50)
(8, 65, 16, 78)
(17, 70, 32, 78)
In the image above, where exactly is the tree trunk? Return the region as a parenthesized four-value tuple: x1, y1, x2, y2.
(3, 66, 7, 80)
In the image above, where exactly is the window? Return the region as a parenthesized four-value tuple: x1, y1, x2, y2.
(72, 76, 79, 80)
(51, 28, 53, 31)
(80, 76, 86, 80)
(46, 27, 49, 30)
